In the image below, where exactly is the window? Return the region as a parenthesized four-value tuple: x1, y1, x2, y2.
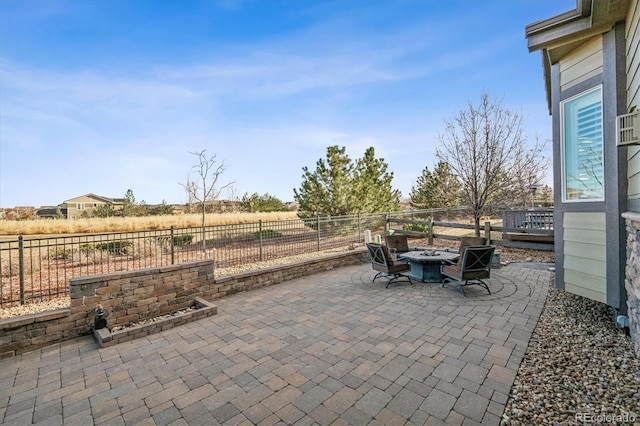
(561, 86, 604, 201)
(76, 203, 85, 210)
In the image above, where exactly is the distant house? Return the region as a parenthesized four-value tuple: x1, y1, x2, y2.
(62, 194, 125, 219)
(526, 0, 640, 356)
(36, 206, 66, 219)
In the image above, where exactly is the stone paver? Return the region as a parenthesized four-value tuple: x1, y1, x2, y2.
(0, 262, 551, 425)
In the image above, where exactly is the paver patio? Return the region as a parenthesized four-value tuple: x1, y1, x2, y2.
(0, 261, 552, 425)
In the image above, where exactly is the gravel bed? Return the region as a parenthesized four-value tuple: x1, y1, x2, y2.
(502, 280, 640, 425)
(109, 306, 197, 332)
(213, 246, 354, 276)
(0, 297, 71, 319)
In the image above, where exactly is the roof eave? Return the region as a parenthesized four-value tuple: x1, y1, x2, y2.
(525, 0, 630, 113)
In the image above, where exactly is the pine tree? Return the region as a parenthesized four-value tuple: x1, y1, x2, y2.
(353, 147, 400, 213)
(294, 145, 400, 217)
(410, 162, 463, 211)
(123, 189, 136, 217)
(431, 161, 462, 208)
(294, 146, 354, 217)
(409, 166, 437, 210)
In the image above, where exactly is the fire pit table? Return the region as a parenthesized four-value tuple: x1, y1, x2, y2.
(399, 249, 460, 283)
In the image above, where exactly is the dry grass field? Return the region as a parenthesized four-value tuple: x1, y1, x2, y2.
(0, 212, 300, 237)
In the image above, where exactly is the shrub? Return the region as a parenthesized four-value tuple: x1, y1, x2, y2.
(48, 247, 73, 260)
(403, 223, 430, 234)
(172, 235, 193, 246)
(242, 229, 283, 241)
(95, 240, 132, 255)
(257, 229, 282, 239)
(79, 244, 95, 254)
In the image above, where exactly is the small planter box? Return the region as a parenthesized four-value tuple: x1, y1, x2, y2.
(94, 297, 217, 348)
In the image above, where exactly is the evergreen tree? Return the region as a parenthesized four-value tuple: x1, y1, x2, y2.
(122, 189, 136, 217)
(431, 161, 462, 208)
(409, 167, 437, 209)
(294, 145, 400, 217)
(353, 147, 400, 213)
(150, 200, 174, 216)
(241, 193, 286, 212)
(93, 203, 115, 218)
(294, 146, 355, 217)
(137, 200, 149, 216)
(410, 162, 461, 209)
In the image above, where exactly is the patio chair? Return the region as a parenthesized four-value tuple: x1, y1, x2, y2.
(366, 243, 413, 288)
(441, 245, 495, 296)
(440, 236, 488, 267)
(385, 234, 410, 258)
(457, 236, 487, 254)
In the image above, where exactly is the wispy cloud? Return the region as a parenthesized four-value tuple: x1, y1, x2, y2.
(0, 0, 562, 207)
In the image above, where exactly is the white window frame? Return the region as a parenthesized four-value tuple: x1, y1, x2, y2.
(560, 85, 604, 202)
(76, 203, 85, 210)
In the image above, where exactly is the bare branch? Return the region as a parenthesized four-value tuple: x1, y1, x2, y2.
(436, 93, 550, 234)
(185, 149, 235, 251)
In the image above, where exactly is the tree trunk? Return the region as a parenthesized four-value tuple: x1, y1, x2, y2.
(473, 212, 481, 237)
(201, 203, 206, 252)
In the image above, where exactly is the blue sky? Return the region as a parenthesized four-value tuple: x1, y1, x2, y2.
(0, 0, 574, 208)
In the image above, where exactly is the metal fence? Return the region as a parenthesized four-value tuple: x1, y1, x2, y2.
(1, 212, 397, 307)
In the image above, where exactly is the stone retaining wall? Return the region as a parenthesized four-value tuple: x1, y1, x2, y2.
(0, 250, 368, 358)
(623, 212, 640, 357)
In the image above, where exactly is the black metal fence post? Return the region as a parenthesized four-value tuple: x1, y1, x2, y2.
(170, 226, 175, 265)
(259, 220, 264, 261)
(317, 216, 321, 251)
(18, 236, 25, 305)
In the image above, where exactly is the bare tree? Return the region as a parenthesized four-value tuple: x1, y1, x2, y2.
(436, 93, 549, 235)
(225, 183, 241, 212)
(181, 150, 234, 251)
(179, 175, 198, 213)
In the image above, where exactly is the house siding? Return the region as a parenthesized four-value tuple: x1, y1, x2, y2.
(560, 36, 603, 92)
(563, 212, 607, 303)
(63, 194, 123, 219)
(627, 0, 640, 107)
(628, 0, 640, 201)
(527, 0, 638, 357)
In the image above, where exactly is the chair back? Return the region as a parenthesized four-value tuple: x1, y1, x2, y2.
(366, 243, 394, 268)
(459, 246, 495, 278)
(385, 234, 409, 253)
(458, 237, 487, 255)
